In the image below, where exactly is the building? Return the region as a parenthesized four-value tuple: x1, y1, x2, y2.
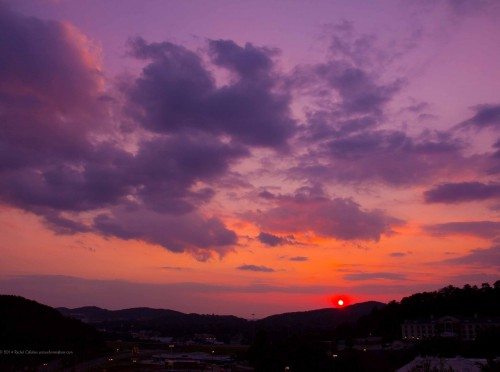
(401, 315, 500, 341)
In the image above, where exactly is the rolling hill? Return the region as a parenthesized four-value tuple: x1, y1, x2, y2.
(57, 301, 385, 337)
(0, 295, 104, 350)
(256, 301, 385, 330)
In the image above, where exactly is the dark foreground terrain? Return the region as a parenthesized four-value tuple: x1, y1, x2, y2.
(1, 281, 499, 371)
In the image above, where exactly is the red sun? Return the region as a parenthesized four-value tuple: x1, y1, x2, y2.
(331, 294, 351, 308)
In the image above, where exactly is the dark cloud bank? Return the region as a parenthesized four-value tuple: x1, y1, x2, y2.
(424, 182, 500, 203)
(1, 5, 499, 260)
(424, 221, 500, 239)
(0, 6, 295, 259)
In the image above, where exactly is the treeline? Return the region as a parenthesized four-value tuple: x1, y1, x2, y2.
(348, 281, 500, 340)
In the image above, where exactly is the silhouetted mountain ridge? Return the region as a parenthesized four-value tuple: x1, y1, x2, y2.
(57, 301, 385, 338)
(58, 301, 384, 325)
(0, 295, 104, 350)
(58, 305, 185, 322)
(257, 301, 385, 330)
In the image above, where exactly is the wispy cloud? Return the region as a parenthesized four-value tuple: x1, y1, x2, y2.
(289, 256, 309, 262)
(257, 232, 296, 247)
(343, 272, 407, 281)
(423, 221, 500, 239)
(237, 264, 275, 273)
(160, 266, 192, 271)
(389, 252, 408, 258)
(437, 246, 500, 267)
(424, 182, 500, 204)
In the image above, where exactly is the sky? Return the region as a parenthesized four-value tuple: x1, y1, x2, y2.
(0, 0, 499, 317)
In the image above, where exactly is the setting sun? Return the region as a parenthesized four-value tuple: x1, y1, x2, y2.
(332, 295, 351, 308)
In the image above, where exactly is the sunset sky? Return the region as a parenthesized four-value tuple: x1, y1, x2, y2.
(0, 0, 499, 317)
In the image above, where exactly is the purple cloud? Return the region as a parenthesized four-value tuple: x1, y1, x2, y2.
(237, 264, 275, 273)
(488, 140, 500, 174)
(424, 182, 500, 203)
(0, 146, 133, 213)
(314, 62, 401, 115)
(291, 129, 468, 186)
(439, 246, 500, 267)
(126, 37, 296, 148)
(257, 190, 277, 200)
(93, 207, 237, 260)
(290, 21, 403, 118)
(0, 5, 107, 171)
(0, 4, 103, 115)
(389, 252, 408, 258)
(423, 221, 500, 239)
(251, 186, 403, 241)
(257, 232, 295, 247)
(457, 104, 500, 131)
(129, 132, 247, 214)
(289, 256, 309, 262)
(343, 272, 407, 281)
(0, 7, 245, 259)
(208, 39, 276, 79)
(283, 23, 486, 188)
(0, 6, 128, 215)
(161, 266, 192, 271)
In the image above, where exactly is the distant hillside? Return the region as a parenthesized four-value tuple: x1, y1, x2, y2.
(59, 305, 249, 338)
(58, 305, 185, 323)
(0, 295, 104, 350)
(58, 301, 384, 338)
(255, 301, 385, 331)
